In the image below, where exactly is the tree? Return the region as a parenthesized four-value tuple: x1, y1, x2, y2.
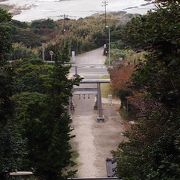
(10, 43, 38, 60)
(31, 42, 79, 179)
(12, 43, 80, 179)
(0, 8, 26, 179)
(123, 3, 180, 108)
(115, 2, 180, 179)
(0, 8, 12, 62)
(0, 8, 13, 127)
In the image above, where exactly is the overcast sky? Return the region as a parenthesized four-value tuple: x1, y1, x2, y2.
(0, 0, 154, 21)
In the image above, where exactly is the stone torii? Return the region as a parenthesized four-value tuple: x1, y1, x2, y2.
(73, 79, 110, 122)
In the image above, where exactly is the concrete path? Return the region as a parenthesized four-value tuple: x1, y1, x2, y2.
(71, 48, 125, 178)
(75, 48, 106, 65)
(70, 47, 109, 79)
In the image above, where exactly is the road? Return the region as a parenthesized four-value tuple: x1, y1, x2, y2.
(74, 48, 106, 65)
(70, 48, 108, 79)
(71, 48, 125, 178)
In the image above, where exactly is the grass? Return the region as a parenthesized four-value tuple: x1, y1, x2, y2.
(101, 83, 112, 98)
(100, 75, 112, 98)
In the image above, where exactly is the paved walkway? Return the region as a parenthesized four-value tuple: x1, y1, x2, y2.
(71, 48, 125, 177)
(70, 48, 108, 79)
(71, 95, 125, 177)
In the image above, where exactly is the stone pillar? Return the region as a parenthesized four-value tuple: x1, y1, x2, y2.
(97, 82, 104, 122)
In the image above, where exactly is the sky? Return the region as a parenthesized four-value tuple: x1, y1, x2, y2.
(0, 0, 154, 21)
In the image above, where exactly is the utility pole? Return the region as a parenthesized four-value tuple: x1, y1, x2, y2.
(105, 26, 111, 65)
(63, 14, 66, 33)
(42, 43, 45, 61)
(58, 14, 69, 33)
(102, 0, 108, 27)
(62, 14, 69, 33)
(58, 14, 76, 34)
(97, 82, 104, 122)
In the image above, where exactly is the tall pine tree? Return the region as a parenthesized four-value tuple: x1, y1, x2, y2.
(23, 42, 80, 179)
(0, 8, 25, 179)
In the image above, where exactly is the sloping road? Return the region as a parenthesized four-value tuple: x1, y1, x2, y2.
(70, 48, 108, 79)
(71, 48, 125, 178)
(75, 48, 106, 65)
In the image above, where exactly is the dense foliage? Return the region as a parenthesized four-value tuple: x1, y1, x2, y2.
(6, 12, 134, 61)
(3, 2, 179, 179)
(10, 19, 58, 48)
(12, 51, 79, 179)
(0, 8, 12, 61)
(114, 2, 180, 179)
(0, 8, 20, 179)
(0, 8, 80, 179)
(0, 7, 133, 179)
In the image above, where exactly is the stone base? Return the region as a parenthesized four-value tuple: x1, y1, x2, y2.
(97, 116, 105, 122)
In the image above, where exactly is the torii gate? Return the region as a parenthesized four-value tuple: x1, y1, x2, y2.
(73, 79, 110, 122)
(42, 60, 110, 121)
(43, 59, 110, 121)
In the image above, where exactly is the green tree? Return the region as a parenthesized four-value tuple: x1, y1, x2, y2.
(31, 43, 79, 179)
(0, 8, 26, 179)
(13, 43, 80, 179)
(0, 8, 11, 62)
(10, 43, 38, 60)
(115, 2, 180, 179)
(13, 58, 52, 93)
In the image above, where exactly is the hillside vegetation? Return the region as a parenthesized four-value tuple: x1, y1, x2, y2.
(0, 8, 81, 179)
(110, 1, 180, 179)
(4, 11, 135, 61)
(0, 8, 135, 179)
(1, 0, 179, 179)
